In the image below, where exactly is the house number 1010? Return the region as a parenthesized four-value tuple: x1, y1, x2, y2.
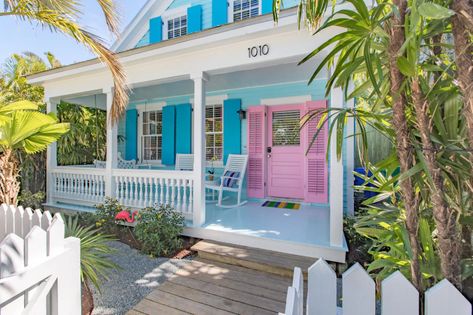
(248, 44, 270, 58)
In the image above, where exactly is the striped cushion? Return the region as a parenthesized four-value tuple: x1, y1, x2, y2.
(223, 171, 240, 188)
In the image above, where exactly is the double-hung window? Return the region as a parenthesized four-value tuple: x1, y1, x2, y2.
(166, 15, 187, 39)
(205, 104, 223, 162)
(141, 110, 163, 162)
(232, 0, 260, 22)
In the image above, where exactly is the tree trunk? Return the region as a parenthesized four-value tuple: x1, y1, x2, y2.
(388, 0, 423, 291)
(411, 79, 462, 289)
(0, 149, 20, 205)
(451, 0, 473, 158)
(81, 280, 94, 315)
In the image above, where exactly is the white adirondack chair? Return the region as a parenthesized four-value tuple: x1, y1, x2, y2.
(93, 160, 106, 168)
(175, 154, 194, 171)
(118, 152, 137, 169)
(206, 154, 248, 208)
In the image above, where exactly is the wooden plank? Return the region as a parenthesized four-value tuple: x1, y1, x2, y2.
(381, 271, 418, 315)
(191, 259, 291, 292)
(132, 297, 191, 315)
(192, 241, 315, 277)
(147, 288, 235, 315)
(154, 281, 276, 315)
(174, 264, 287, 302)
(126, 309, 147, 315)
(167, 272, 286, 312)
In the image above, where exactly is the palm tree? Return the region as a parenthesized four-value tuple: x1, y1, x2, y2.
(1, 52, 62, 195)
(1, 0, 128, 123)
(0, 100, 69, 204)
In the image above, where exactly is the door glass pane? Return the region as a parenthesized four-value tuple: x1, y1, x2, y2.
(272, 110, 300, 146)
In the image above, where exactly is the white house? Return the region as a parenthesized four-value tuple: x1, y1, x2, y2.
(28, 0, 355, 262)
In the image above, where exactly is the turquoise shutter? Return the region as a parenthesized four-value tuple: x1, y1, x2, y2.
(212, 0, 228, 27)
(261, 0, 272, 14)
(149, 16, 163, 44)
(175, 103, 192, 154)
(162, 105, 176, 165)
(125, 109, 138, 160)
(223, 99, 242, 164)
(187, 5, 202, 34)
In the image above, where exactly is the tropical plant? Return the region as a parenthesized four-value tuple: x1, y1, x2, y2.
(273, 0, 473, 291)
(64, 214, 118, 314)
(1, 52, 62, 195)
(0, 100, 69, 204)
(134, 204, 185, 257)
(95, 197, 126, 233)
(1, 0, 128, 123)
(57, 102, 106, 165)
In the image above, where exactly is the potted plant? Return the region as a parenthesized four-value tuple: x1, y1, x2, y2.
(207, 155, 218, 181)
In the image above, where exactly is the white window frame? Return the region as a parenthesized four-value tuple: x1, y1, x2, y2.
(205, 103, 224, 164)
(162, 6, 190, 40)
(190, 95, 228, 167)
(228, 0, 262, 23)
(137, 102, 165, 165)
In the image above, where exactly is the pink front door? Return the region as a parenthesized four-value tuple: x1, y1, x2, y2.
(267, 105, 305, 199)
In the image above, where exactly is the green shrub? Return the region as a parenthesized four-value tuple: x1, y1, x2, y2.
(18, 190, 45, 209)
(94, 197, 125, 233)
(134, 204, 184, 257)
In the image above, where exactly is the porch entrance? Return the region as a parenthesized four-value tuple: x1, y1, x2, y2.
(267, 105, 305, 199)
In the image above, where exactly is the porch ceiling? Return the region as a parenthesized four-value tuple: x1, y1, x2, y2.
(129, 59, 325, 102)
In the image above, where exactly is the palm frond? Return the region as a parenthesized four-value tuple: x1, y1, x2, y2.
(3, 1, 128, 124)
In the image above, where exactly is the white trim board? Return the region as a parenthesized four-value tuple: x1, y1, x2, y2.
(260, 95, 312, 105)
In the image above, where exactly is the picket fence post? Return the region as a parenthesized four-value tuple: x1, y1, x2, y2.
(283, 259, 471, 315)
(0, 204, 81, 315)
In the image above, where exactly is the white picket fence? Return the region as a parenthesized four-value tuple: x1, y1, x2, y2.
(0, 204, 81, 315)
(283, 259, 472, 315)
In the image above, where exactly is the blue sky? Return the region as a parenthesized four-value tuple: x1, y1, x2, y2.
(0, 0, 148, 66)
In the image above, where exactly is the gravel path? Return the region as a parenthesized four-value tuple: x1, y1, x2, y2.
(91, 241, 192, 315)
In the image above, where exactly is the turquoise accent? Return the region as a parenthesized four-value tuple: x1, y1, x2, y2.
(212, 0, 228, 27)
(261, 0, 272, 15)
(162, 105, 176, 165)
(187, 5, 203, 33)
(149, 16, 163, 44)
(168, 0, 212, 30)
(125, 109, 138, 160)
(223, 99, 241, 163)
(175, 103, 193, 154)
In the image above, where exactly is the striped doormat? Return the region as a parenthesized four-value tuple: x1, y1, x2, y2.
(262, 200, 301, 210)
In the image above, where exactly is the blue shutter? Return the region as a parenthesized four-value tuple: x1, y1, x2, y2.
(212, 0, 228, 27)
(175, 103, 192, 154)
(223, 99, 241, 164)
(149, 16, 163, 44)
(162, 105, 176, 165)
(261, 0, 272, 14)
(187, 5, 202, 34)
(125, 109, 138, 160)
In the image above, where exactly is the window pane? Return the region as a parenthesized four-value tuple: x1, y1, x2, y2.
(272, 110, 300, 146)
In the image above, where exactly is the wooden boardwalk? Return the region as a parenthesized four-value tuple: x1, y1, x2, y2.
(127, 258, 292, 315)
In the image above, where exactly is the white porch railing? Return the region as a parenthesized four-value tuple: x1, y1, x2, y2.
(282, 259, 472, 315)
(48, 167, 195, 220)
(0, 204, 81, 314)
(50, 167, 106, 205)
(113, 169, 194, 220)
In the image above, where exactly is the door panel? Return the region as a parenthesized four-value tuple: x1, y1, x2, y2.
(267, 105, 305, 199)
(247, 106, 267, 198)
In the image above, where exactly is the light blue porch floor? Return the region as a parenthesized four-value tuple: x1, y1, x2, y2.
(202, 200, 333, 248)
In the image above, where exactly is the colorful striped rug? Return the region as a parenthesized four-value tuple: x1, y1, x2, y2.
(262, 200, 301, 210)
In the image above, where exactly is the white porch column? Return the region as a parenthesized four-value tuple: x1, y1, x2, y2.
(46, 98, 58, 204)
(191, 72, 208, 226)
(345, 89, 355, 216)
(329, 87, 344, 247)
(104, 88, 118, 197)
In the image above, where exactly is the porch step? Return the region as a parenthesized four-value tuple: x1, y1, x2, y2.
(191, 240, 316, 278)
